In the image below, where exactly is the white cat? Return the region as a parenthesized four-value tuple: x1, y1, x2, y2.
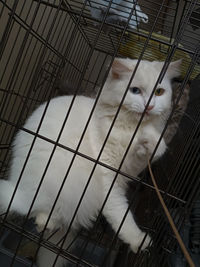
(0, 58, 181, 266)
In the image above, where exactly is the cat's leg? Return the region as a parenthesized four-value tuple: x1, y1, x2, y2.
(102, 180, 151, 253)
(37, 228, 75, 267)
(125, 126, 167, 177)
(135, 126, 167, 161)
(123, 126, 166, 176)
(122, 128, 166, 176)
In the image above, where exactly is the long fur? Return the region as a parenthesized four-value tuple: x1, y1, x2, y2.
(0, 58, 181, 266)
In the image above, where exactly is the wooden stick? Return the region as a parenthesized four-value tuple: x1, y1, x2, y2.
(147, 159, 195, 267)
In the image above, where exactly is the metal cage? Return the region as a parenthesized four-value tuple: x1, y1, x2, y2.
(0, 0, 200, 266)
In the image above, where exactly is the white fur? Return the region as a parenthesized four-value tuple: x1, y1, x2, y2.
(0, 58, 181, 266)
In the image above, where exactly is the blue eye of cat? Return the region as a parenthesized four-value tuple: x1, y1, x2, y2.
(130, 87, 141, 94)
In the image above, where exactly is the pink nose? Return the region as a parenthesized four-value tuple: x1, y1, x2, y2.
(146, 105, 154, 111)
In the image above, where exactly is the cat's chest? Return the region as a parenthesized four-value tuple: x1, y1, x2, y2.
(99, 121, 140, 168)
(114, 124, 138, 147)
(111, 114, 140, 143)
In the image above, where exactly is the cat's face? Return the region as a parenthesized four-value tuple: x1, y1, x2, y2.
(103, 58, 181, 121)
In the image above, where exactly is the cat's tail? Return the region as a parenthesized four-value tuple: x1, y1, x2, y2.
(0, 180, 29, 215)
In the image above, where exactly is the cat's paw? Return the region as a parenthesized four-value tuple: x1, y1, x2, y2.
(153, 138, 167, 160)
(131, 232, 151, 253)
(35, 212, 56, 233)
(136, 133, 166, 160)
(135, 136, 156, 158)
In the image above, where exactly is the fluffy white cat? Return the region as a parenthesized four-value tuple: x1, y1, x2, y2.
(0, 58, 181, 266)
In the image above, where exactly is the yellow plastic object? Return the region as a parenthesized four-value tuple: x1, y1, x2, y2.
(119, 30, 200, 79)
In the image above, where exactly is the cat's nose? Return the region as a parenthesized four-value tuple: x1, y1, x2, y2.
(146, 105, 154, 111)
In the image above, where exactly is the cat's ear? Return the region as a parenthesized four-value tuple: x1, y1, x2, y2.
(111, 59, 131, 79)
(166, 59, 182, 79)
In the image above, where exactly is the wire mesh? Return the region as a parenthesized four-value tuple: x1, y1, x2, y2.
(0, 0, 200, 266)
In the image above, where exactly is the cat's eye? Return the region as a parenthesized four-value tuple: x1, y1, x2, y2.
(155, 88, 165, 96)
(130, 87, 141, 94)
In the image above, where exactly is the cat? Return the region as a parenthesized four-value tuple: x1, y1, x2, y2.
(0, 58, 181, 266)
(88, 0, 148, 29)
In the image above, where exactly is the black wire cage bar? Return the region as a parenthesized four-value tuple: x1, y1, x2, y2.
(0, 0, 200, 267)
